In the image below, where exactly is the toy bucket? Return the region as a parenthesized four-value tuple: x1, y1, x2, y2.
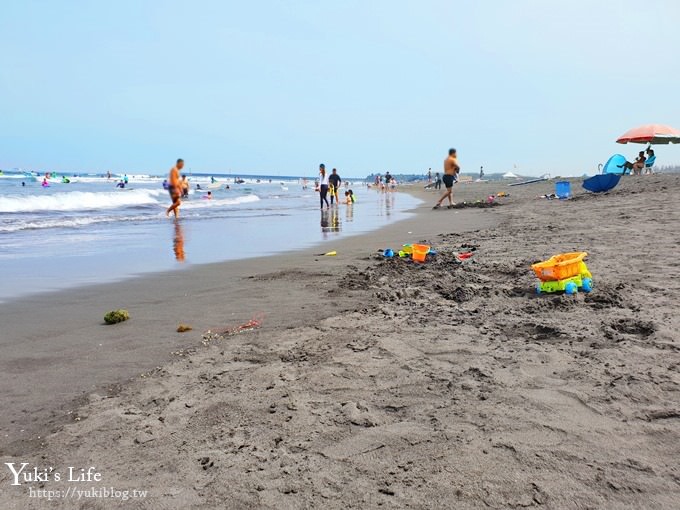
(555, 181, 571, 199)
(531, 251, 587, 281)
(412, 244, 430, 263)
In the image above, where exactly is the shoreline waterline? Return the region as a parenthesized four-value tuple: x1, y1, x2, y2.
(0, 185, 422, 303)
(0, 187, 501, 454)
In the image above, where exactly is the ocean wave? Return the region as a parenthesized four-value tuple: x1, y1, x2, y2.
(0, 215, 151, 233)
(180, 194, 260, 209)
(0, 189, 165, 213)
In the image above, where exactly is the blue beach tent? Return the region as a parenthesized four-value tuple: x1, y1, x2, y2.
(582, 154, 626, 193)
(583, 173, 621, 193)
(602, 154, 628, 174)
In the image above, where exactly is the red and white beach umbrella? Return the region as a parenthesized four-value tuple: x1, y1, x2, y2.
(616, 124, 680, 145)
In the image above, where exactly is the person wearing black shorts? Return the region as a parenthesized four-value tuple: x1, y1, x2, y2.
(166, 159, 184, 218)
(328, 168, 341, 205)
(433, 148, 460, 210)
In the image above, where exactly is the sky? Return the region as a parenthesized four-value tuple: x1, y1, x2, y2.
(2, 1, 680, 177)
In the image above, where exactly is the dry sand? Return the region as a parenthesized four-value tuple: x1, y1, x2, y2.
(1, 175, 679, 509)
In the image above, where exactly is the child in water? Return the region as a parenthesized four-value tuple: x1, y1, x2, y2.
(202, 191, 212, 200)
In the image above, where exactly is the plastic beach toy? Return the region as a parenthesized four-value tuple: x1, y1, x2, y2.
(532, 252, 593, 295)
(411, 244, 430, 263)
(555, 181, 571, 199)
(383, 249, 395, 258)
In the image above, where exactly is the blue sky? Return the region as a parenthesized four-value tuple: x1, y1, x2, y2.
(2, 1, 679, 177)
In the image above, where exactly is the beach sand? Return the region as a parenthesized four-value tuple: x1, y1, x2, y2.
(1, 175, 679, 508)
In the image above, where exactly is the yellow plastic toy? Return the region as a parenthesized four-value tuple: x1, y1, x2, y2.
(531, 252, 593, 295)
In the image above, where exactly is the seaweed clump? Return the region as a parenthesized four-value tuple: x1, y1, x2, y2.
(104, 309, 130, 325)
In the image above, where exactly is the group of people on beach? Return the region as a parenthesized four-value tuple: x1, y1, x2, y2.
(372, 172, 398, 191)
(425, 168, 444, 190)
(619, 148, 655, 175)
(164, 147, 461, 220)
(318, 164, 354, 209)
(165, 159, 357, 218)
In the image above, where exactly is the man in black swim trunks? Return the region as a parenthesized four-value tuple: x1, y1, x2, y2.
(166, 159, 184, 218)
(329, 168, 342, 205)
(433, 148, 460, 209)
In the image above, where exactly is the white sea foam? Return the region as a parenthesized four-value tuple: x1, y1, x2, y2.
(180, 194, 260, 209)
(0, 190, 262, 232)
(0, 189, 165, 213)
(0, 215, 151, 233)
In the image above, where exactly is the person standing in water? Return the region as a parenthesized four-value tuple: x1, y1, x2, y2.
(181, 174, 190, 198)
(166, 159, 184, 218)
(319, 164, 330, 210)
(433, 148, 460, 209)
(385, 171, 392, 188)
(329, 168, 342, 205)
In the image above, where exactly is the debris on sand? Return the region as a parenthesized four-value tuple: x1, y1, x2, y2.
(104, 309, 130, 325)
(202, 314, 264, 345)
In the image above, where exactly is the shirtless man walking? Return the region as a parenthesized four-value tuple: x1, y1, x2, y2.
(166, 158, 184, 218)
(433, 148, 460, 209)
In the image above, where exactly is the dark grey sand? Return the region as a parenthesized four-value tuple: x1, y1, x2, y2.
(1, 175, 679, 509)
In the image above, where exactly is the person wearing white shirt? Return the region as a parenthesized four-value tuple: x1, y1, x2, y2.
(319, 163, 330, 210)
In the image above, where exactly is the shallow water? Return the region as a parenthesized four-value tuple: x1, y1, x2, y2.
(0, 173, 420, 301)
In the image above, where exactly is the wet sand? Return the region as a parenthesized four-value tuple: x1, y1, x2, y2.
(1, 175, 679, 509)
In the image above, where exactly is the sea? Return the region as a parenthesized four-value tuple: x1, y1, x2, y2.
(0, 170, 421, 302)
